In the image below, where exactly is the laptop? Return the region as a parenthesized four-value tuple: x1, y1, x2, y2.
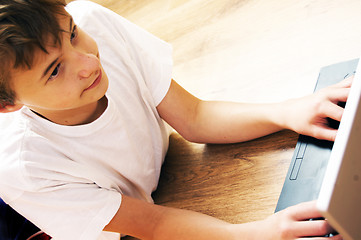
(275, 58, 360, 240)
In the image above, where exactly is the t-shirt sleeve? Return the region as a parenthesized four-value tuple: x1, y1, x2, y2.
(66, 1, 173, 106)
(7, 171, 122, 240)
(0, 137, 122, 240)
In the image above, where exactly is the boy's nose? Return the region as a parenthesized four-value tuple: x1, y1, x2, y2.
(73, 51, 99, 80)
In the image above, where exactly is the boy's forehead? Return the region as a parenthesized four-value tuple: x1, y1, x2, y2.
(41, 14, 73, 50)
(11, 47, 55, 80)
(11, 14, 72, 77)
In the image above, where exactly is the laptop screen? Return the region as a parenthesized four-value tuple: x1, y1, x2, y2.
(317, 59, 361, 240)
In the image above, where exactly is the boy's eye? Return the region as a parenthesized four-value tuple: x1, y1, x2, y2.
(70, 25, 77, 42)
(48, 64, 60, 81)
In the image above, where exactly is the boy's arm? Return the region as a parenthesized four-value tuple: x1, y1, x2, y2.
(104, 196, 339, 240)
(104, 195, 234, 239)
(157, 78, 352, 143)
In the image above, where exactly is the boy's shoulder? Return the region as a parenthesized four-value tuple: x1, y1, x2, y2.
(0, 109, 34, 155)
(0, 111, 29, 197)
(66, 0, 102, 10)
(66, 0, 110, 18)
(65, 0, 123, 38)
(0, 111, 18, 130)
(0, 110, 27, 140)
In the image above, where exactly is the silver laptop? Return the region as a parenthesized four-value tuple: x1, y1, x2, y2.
(275, 58, 360, 240)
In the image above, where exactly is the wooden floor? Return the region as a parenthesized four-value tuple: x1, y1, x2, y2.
(69, 0, 361, 103)
(66, 0, 361, 239)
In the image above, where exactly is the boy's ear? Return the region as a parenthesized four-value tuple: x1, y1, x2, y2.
(0, 103, 24, 113)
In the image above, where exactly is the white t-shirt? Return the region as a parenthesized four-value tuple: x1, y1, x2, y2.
(0, 1, 173, 239)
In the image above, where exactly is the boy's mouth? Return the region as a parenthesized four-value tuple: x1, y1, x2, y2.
(84, 70, 102, 91)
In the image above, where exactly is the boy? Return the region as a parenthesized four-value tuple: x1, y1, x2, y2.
(0, 0, 350, 239)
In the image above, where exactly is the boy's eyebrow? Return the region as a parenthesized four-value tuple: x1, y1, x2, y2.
(41, 17, 73, 79)
(69, 17, 73, 33)
(42, 58, 59, 78)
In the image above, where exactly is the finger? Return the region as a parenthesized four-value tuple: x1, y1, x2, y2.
(319, 101, 344, 123)
(311, 127, 337, 142)
(297, 235, 343, 240)
(297, 233, 343, 240)
(332, 75, 354, 88)
(322, 87, 350, 105)
(292, 219, 335, 237)
(287, 201, 323, 221)
(329, 234, 344, 240)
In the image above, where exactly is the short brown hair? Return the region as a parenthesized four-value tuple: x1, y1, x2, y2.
(0, 0, 66, 106)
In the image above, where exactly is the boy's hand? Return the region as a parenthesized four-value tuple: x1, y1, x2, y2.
(282, 76, 353, 141)
(254, 201, 341, 240)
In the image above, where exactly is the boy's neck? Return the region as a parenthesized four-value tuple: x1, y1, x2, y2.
(30, 96, 108, 126)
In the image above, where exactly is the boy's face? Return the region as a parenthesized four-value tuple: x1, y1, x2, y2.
(10, 13, 109, 124)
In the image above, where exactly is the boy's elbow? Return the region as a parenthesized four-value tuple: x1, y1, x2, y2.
(174, 125, 208, 144)
(103, 195, 166, 240)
